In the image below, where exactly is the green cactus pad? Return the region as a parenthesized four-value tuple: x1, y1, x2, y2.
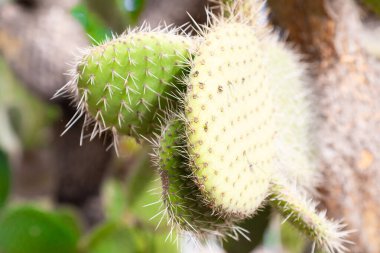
(269, 179, 350, 253)
(185, 22, 276, 218)
(156, 117, 243, 239)
(59, 29, 192, 140)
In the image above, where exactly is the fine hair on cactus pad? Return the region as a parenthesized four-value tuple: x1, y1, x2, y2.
(55, 25, 192, 148)
(265, 36, 319, 192)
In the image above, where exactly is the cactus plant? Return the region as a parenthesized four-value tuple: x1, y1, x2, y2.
(59, 0, 351, 252)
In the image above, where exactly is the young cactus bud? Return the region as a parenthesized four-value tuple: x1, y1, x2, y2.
(185, 21, 276, 218)
(155, 117, 244, 240)
(56, 28, 192, 142)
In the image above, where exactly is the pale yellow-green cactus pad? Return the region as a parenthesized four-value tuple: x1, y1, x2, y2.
(185, 22, 276, 218)
(266, 38, 318, 191)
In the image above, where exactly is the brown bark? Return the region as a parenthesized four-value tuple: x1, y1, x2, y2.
(268, 0, 380, 252)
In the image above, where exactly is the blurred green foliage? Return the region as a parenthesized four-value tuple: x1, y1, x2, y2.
(363, 0, 380, 15)
(71, 4, 112, 44)
(281, 222, 307, 253)
(128, 177, 162, 227)
(80, 222, 148, 253)
(103, 179, 128, 221)
(92, 171, 178, 253)
(0, 150, 10, 209)
(121, 0, 145, 25)
(74, 0, 145, 37)
(0, 206, 81, 253)
(0, 58, 59, 150)
(126, 153, 155, 208)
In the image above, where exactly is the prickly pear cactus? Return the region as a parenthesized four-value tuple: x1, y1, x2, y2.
(56, 28, 192, 140)
(57, 0, 350, 251)
(154, 117, 242, 239)
(269, 178, 351, 253)
(185, 21, 276, 218)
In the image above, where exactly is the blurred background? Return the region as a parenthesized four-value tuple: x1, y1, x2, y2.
(0, 0, 380, 252)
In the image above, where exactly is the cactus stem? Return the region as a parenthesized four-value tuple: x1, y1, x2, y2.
(269, 178, 353, 253)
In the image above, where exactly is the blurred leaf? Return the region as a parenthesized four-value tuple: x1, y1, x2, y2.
(71, 4, 112, 44)
(0, 150, 10, 209)
(129, 175, 162, 226)
(281, 221, 307, 253)
(103, 179, 128, 221)
(151, 233, 178, 253)
(0, 206, 81, 253)
(129, 166, 178, 253)
(363, 0, 380, 15)
(128, 174, 178, 253)
(83, 0, 144, 33)
(80, 221, 150, 253)
(224, 206, 271, 253)
(54, 208, 84, 241)
(7, 103, 58, 149)
(126, 151, 155, 207)
(119, 0, 145, 24)
(262, 213, 282, 251)
(102, 174, 178, 253)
